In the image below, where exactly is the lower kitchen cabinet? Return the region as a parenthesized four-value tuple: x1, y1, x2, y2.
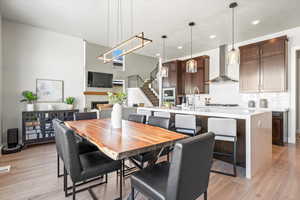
(272, 112, 287, 146)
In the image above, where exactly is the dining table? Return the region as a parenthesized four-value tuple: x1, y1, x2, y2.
(65, 118, 188, 200)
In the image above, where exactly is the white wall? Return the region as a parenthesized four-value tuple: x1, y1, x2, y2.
(127, 88, 153, 107)
(84, 42, 157, 109)
(2, 20, 85, 144)
(297, 51, 300, 133)
(0, 13, 3, 146)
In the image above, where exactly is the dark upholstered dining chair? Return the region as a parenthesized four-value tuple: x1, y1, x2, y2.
(55, 122, 122, 200)
(128, 114, 146, 124)
(130, 132, 215, 200)
(130, 116, 171, 169)
(74, 112, 98, 120)
(53, 118, 99, 178)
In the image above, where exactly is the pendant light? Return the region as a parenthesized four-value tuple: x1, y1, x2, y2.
(227, 2, 240, 65)
(186, 22, 197, 73)
(161, 35, 168, 77)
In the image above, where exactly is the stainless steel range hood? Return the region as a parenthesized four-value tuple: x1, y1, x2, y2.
(208, 45, 238, 83)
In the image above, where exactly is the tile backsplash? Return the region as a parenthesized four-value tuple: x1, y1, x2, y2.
(186, 83, 290, 108)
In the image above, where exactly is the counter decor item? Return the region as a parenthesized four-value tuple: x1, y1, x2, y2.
(248, 100, 256, 108)
(20, 90, 38, 111)
(259, 98, 268, 108)
(108, 92, 127, 128)
(65, 96, 75, 110)
(163, 102, 173, 109)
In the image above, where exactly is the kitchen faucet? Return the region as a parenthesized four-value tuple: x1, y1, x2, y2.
(192, 87, 200, 110)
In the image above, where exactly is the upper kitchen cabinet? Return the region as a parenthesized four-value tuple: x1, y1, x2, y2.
(239, 44, 260, 92)
(162, 60, 183, 95)
(182, 56, 210, 94)
(239, 36, 288, 93)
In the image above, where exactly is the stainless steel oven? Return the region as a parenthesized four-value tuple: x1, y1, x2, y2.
(162, 88, 176, 104)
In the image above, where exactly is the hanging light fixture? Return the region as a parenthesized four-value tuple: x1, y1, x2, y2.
(160, 35, 168, 77)
(186, 22, 197, 73)
(98, 0, 152, 63)
(227, 2, 240, 65)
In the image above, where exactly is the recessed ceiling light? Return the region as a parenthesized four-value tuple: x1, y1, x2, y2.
(252, 20, 260, 25)
(209, 35, 216, 39)
(177, 46, 183, 49)
(155, 53, 160, 57)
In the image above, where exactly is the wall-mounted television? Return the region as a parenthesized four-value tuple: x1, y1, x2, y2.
(88, 71, 113, 88)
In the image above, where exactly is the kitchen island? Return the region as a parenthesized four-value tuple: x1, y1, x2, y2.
(137, 106, 272, 179)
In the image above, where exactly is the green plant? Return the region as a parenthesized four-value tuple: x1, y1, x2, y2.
(20, 91, 38, 104)
(65, 97, 75, 105)
(107, 92, 127, 105)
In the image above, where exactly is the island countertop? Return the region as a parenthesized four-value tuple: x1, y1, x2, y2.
(137, 106, 271, 119)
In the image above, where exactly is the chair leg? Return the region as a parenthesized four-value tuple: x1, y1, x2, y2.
(233, 140, 237, 177)
(57, 153, 60, 178)
(73, 182, 76, 200)
(119, 166, 123, 199)
(64, 168, 68, 196)
(131, 187, 135, 200)
(204, 190, 207, 200)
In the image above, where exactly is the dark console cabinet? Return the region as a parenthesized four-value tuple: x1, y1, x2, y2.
(22, 110, 79, 147)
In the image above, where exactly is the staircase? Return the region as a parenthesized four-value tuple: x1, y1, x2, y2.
(141, 80, 159, 106)
(127, 65, 160, 106)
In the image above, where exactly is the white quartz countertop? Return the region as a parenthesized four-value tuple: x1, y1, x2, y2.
(138, 106, 271, 120)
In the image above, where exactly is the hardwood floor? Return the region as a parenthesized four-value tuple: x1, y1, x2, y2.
(0, 143, 299, 200)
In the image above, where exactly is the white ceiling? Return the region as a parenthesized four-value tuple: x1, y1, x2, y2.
(1, 0, 300, 59)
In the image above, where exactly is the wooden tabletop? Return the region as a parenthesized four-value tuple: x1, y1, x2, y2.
(65, 119, 188, 160)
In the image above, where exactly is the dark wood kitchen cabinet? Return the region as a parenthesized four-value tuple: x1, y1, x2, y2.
(182, 56, 209, 94)
(272, 112, 284, 146)
(162, 60, 183, 96)
(239, 36, 288, 93)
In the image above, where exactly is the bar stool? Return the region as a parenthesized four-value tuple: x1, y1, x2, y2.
(175, 114, 202, 136)
(208, 118, 237, 177)
(137, 109, 152, 123)
(153, 111, 171, 118)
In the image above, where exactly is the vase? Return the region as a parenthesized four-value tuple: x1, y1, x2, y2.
(67, 104, 74, 110)
(27, 104, 34, 111)
(111, 103, 122, 128)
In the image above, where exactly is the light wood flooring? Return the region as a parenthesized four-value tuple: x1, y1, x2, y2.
(0, 142, 300, 200)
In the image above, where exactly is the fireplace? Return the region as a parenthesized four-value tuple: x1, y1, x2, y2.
(91, 101, 109, 109)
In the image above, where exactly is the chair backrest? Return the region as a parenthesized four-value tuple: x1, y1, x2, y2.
(137, 109, 152, 121)
(128, 114, 146, 124)
(166, 132, 215, 200)
(53, 119, 64, 159)
(207, 118, 237, 137)
(175, 114, 196, 130)
(74, 112, 98, 120)
(56, 122, 82, 182)
(148, 116, 170, 129)
(153, 111, 171, 118)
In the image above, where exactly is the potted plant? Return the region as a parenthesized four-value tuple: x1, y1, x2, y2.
(107, 92, 127, 128)
(20, 90, 38, 111)
(65, 97, 75, 110)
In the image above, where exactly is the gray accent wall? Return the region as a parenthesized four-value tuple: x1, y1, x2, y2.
(85, 41, 157, 84)
(84, 41, 157, 109)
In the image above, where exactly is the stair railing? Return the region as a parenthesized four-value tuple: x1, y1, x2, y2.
(128, 75, 145, 88)
(149, 66, 159, 96)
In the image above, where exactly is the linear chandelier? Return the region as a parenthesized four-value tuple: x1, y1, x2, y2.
(98, 0, 152, 64)
(97, 32, 152, 63)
